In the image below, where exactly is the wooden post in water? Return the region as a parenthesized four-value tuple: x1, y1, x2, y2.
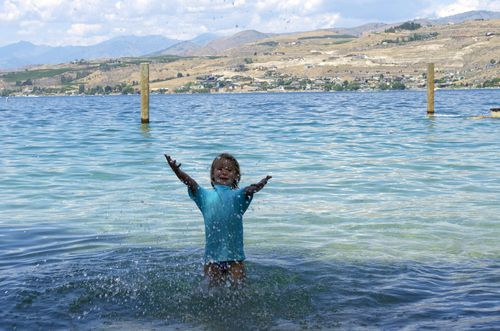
(427, 63, 435, 115)
(140, 63, 150, 123)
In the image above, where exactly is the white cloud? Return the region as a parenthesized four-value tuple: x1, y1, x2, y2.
(0, 0, 22, 21)
(429, 0, 500, 17)
(14, 0, 63, 20)
(68, 23, 102, 36)
(1, 0, 499, 47)
(18, 19, 45, 30)
(250, 12, 340, 33)
(255, 0, 325, 14)
(303, 0, 325, 13)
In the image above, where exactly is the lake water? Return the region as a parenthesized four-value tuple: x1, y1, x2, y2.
(1, 90, 499, 330)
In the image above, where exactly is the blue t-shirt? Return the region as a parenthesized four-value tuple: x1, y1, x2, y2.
(189, 184, 253, 263)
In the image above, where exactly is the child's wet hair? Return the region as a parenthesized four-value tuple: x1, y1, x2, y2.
(210, 153, 241, 188)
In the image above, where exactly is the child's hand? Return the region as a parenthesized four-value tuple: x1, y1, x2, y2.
(164, 154, 181, 172)
(245, 175, 272, 195)
(164, 154, 198, 191)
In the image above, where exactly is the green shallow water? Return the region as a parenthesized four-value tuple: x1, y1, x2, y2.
(0, 90, 499, 330)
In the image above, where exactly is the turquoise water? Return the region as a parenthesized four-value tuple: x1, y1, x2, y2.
(1, 90, 499, 330)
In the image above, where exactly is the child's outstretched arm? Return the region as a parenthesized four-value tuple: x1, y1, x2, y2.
(244, 175, 272, 196)
(164, 154, 199, 194)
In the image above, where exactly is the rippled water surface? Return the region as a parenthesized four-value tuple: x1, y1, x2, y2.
(1, 91, 499, 330)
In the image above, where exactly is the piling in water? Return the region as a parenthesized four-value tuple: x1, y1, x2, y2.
(427, 63, 434, 114)
(141, 63, 150, 124)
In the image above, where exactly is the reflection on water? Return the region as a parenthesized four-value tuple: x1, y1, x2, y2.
(140, 123, 152, 139)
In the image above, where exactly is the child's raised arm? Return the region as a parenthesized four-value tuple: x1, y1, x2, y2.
(164, 154, 198, 194)
(244, 175, 272, 196)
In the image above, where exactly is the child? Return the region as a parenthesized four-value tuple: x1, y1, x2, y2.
(164, 153, 271, 287)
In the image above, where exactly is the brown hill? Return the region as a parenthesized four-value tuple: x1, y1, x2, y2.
(195, 30, 272, 54)
(1, 18, 498, 95)
(152, 41, 201, 56)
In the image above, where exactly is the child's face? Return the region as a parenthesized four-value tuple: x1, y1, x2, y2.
(212, 158, 239, 187)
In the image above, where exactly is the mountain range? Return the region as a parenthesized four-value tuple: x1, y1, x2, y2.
(1, 10, 499, 70)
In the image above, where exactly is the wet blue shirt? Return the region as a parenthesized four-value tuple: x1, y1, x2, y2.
(189, 184, 253, 263)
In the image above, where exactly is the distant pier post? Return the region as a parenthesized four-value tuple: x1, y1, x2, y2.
(140, 63, 150, 124)
(427, 63, 435, 115)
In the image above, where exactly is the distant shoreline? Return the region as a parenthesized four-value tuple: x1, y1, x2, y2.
(2, 87, 499, 98)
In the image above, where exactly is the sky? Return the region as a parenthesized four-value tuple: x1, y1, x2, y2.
(0, 0, 499, 47)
